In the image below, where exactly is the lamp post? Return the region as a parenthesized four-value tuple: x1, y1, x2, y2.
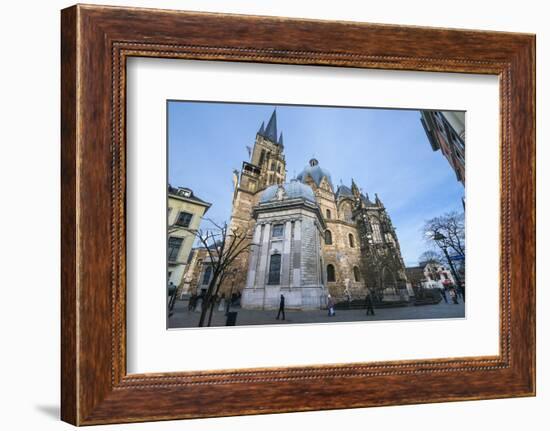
(432, 231, 463, 292)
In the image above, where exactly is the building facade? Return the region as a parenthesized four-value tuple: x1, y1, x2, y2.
(241, 180, 328, 309)
(420, 110, 465, 185)
(167, 185, 211, 288)
(406, 261, 456, 291)
(227, 110, 409, 309)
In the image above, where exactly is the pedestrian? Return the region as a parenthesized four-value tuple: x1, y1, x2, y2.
(188, 293, 197, 311)
(276, 294, 285, 320)
(168, 281, 177, 316)
(456, 284, 465, 301)
(440, 287, 448, 303)
(218, 294, 226, 312)
(327, 294, 335, 317)
(450, 288, 459, 304)
(365, 293, 375, 316)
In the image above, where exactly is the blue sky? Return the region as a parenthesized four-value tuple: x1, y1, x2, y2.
(168, 101, 464, 266)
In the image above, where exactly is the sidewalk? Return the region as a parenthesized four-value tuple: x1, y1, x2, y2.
(168, 298, 466, 329)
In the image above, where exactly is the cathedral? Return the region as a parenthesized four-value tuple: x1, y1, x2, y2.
(226, 109, 410, 310)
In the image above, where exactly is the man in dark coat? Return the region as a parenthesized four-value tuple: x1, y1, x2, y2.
(365, 293, 375, 316)
(276, 294, 285, 320)
(440, 287, 448, 303)
(168, 282, 177, 316)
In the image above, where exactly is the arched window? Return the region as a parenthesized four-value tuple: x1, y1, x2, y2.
(324, 230, 333, 245)
(371, 221, 382, 243)
(268, 254, 281, 285)
(326, 209, 331, 219)
(348, 233, 355, 248)
(326, 264, 336, 282)
(353, 266, 360, 282)
(340, 202, 353, 223)
(202, 265, 212, 285)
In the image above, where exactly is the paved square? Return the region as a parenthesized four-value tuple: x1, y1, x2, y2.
(168, 298, 465, 328)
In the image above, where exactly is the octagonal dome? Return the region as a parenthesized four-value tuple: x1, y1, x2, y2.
(259, 180, 316, 204)
(297, 158, 333, 190)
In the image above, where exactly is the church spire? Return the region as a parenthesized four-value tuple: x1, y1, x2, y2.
(278, 132, 284, 147)
(351, 178, 361, 197)
(257, 121, 265, 136)
(264, 109, 278, 143)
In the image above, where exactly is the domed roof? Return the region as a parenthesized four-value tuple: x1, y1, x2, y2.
(297, 158, 333, 189)
(259, 180, 316, 204)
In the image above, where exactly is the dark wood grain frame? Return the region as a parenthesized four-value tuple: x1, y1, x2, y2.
(61, 4, 535, 426)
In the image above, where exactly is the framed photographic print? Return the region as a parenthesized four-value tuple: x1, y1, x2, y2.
(61, 4, 535, 425)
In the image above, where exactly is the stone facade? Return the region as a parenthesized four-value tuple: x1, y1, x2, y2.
(241, 182, 328, 309)
(187, 109, 409, 308)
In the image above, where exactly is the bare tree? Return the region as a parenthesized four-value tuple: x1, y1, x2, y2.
(423, 211, 465, 258)
(184, 219, 255, 327)
(423, 211, 465, 289)
(418, 250, 442, 265)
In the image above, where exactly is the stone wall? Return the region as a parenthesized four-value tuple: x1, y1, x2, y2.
(241, 204, 326, 310)
(322, 219, 366, 301)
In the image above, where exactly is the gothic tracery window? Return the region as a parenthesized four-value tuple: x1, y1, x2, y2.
(325, 229, 333, 245)
(371, 222, 383, 243)
(340, 202, 353, 223)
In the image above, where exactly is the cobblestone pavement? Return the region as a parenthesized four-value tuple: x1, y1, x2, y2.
(168, 297, 465, 329)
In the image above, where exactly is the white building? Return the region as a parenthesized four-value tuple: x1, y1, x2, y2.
(420, 261, 456, 290)
(241, 180, 328, 310)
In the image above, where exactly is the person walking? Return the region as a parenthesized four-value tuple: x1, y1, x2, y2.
(276, 294, 285, 320)
(450, 287, 459, 304)
(188, 293, 197, 311)
(365, 293, 375, 316)
(327, 294, 335, 317)
(440, 287, 448, 303)
(168, 281, 177, 316)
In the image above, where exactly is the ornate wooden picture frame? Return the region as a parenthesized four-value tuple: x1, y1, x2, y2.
(61, 4, 535, 425)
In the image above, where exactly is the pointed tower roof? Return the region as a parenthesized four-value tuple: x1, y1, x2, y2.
(278, 132, 284, 147)
(351, 178, 361, 197)
(257, 121, 265, 135)
(264, 109, 278, 142)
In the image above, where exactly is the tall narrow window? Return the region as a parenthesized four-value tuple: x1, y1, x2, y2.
(371, 222, 383, 243)
(327, 264, 336, 282)
(259, 149, 266, 165)
(353, 266, 360, 282)
(175, 211, 193, 227)
(326, 209, 331, 219)
(324, 230, 333, 245)
(167, 237, 183, 261)
(348, 233, 355, 248)
(202, 265, 212, 285)
(268, 254, 281, 285)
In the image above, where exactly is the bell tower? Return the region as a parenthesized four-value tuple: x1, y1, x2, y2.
(248, 109, 286, 190)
